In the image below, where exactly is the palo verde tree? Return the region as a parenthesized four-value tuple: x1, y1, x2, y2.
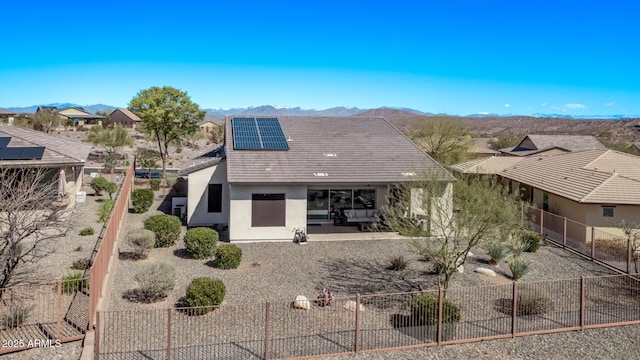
(129, 86, 205, 183)
(87, 125, 134, 171)
(406, 117, 473, 165)
(32, 109, 60, 134)
(0, 168, 72, 290)
(381, 173, 521, 292)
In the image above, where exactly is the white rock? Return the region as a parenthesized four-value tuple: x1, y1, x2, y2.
(293, 295, 311, 310)
(467, 251, 474, 257)
(343, 300, 365, 312)
(456, 265, 464, 273)
(475, 267, 497, 277)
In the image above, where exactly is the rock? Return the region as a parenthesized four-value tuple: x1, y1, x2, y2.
(475, 267, 497, 277)
(293, 295, 310, 310)
(467, 251, 474, 257)
(457, 265, 464, 273)
(343, 300, 365, 312)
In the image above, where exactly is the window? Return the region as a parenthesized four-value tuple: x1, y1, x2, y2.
(602, 206, 615, 218)
(252, 194, 285, 227)
(207, 184, 222, 213)
(353, 189, 375, 209)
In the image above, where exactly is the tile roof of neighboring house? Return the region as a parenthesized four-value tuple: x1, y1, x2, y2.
(471, 138, 500, 155)
(499, 149, 640, 204)
(197, 119, 216, 126)
(500, 134, 605, 156)
(224, 116, 454, 184)
(449, 156, 526, 174)
(0, 123, 92, 167)
(0, 108, 17, 116)
(112, 108, 141, 121)
(37, 106, 58, 112)
(178, 146, 225, 175)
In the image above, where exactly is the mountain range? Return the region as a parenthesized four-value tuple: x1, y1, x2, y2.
(2, 103, 637, 120)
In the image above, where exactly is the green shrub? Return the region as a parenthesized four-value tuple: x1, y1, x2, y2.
(149, 178, 161, 191)
(61, 273, 88, 295)
(79, 227, 94, 236)
(387, 255, 408, 271)
(132, 189, 154, 213)
(486, 241, 510, 265)
(509, 237, 530, 258)
(144, 214, 182, 247)
(185, 277, 226, 315)
(517, 284, 554, 315)
(3, 304, 32, 328)
(97, 199, 114, 223)
(90, 176, 110, 196)
(104, 181, 118, 200)
(508, 257, 531, 281)
(184, 227, 219, 259)
(521, 231, 542, 253)
(126, 229, 156, 259)
(71, 257, 92, 270)
(134, 262, 176, 303)
(411, 293, 461, 325)
(214, 244, 242, 269)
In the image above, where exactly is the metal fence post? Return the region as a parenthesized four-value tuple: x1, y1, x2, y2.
(512, 281, 517, 338)
(591, 227, 596, 260)
(563, 217, 567, 248)
(580, 277, 585, 331)
(539, 209, 544, 235)
(627, 239, 633, 274)
(437, 288, 443, 345)
(94, 311, 100, 360)
(56, 280, 62, 339)
(167, 308, 172, 360)
(521, 202, 524, 227)
(355, 294, 361, 354)
(264, 302, 270, 360)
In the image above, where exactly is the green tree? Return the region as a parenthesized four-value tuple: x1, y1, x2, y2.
(87, 125, 134, 171)
(406, 117, 473, 165)
(32, 109, 60, 133)
(136, 148, 160, 178)
(128, 86, 205, 183)
(381, 174, 520, 292)
(488, 135, 521, 151)
(207, 123, 225, 145)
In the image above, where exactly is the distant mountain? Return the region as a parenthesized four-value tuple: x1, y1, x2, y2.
(6, 103, 117, 114)
(204, 105, 366, 118)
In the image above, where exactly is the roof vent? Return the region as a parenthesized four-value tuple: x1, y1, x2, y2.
(314, 172, 328, 177)
(323, 153, 337, 157)
(401, 172, 416, 176)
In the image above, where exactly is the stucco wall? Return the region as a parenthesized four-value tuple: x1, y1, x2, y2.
(229, 184, 306, 242)
(186, 161, 229, 227)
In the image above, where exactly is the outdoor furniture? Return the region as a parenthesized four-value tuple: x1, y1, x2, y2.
(343, 209, 380, 225)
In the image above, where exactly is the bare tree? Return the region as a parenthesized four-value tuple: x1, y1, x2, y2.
(381, 174, 520, 292)
(616, 220, 640, 273)
(0, 167, 72, 290)
(207, 123, 225, 145)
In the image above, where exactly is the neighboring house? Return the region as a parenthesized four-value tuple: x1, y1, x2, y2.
(197, 119, 221, 133)
(0, 123, 92, 205)
(470, 138, 500, 157)
(499, 149, 640, 233)
(36, 106, 104, 129)
(0, 108, 17, 124)
(449, 155, 525, 174)
(179, 115, 454, 242)
(500, 134, 606, 157)
(110, 108, 141, 128)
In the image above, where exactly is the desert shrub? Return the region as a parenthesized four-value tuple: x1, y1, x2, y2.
(61, 273, 88, 295)
(517, 284, 554, 315)
(411, 293, 461, 325)
(90, 176, 110, 196)
(104, 181, 118, 200)
(132, 189, 154, 213)
(79, 227, 94, 236)
(144, 214, 182, 247)
(486, 241, 511, 265)
(126, 229, 156, 259)
(387, 255, 408, 271)
(509, 236, 531, 258)
(3, 304, 32, 328)
(594, 238, 628, 258)
(185, 277, 226, 315)
(133, 262, 176, 303)
(149, 178, 161, 191)
(97, 199, 114, 223)
(71, 257, 92, 270)
(508, 257, 531, 281)
(214, 244, 242, 269)
(184, 227, 219, 259)
(521, 231, 542, 253)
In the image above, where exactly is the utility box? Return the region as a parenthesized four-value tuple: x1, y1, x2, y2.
(172, 197, 187, 224)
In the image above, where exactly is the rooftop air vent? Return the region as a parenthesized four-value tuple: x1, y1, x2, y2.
(401, 172, 416, 176)
(314, 172, 329, 177)
(323, 153, 337, 157)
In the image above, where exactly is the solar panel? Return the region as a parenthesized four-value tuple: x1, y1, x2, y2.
(232, 117, 289, 150)
(0, 137, 10, 148)
(0, 147, 45, 160)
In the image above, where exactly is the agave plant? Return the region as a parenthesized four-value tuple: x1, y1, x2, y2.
(508, 257, 531, 281)
(486, 241, 510, 265)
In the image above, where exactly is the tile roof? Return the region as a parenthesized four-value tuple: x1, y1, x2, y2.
(499, 149, 640, 204)
(224, 116, 454, 184)
(178, 146, 225, 175)
(449, 156, 526, 174)
(112, 108, 141, 121)
(501, 134, 605, 156)
(0, 108, 17, 116)
(0, 123, 91, 167)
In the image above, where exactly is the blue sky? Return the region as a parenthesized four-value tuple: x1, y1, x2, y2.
(1, 1, 639, 116)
